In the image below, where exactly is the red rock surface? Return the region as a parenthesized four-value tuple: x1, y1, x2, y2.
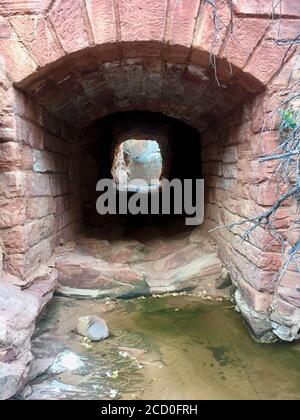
(54, 222, 224, 297)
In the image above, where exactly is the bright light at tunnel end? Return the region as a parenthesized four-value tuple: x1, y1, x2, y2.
(96, 178, 204, 226)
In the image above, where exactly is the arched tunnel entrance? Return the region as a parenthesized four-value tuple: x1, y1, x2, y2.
(81, 111, 203, 227)
(0, 0, 299, 399)
(1, 44, 296, 345)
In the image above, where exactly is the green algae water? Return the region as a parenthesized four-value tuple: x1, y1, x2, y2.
(23, 295, 300, 400)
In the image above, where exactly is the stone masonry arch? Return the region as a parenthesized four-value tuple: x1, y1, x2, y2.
(0, 0, 300, 399)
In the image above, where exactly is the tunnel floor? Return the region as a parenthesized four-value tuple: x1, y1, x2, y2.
(54, 218, 226, 300)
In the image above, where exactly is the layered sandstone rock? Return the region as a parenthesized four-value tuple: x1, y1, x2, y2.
(54, 223, 225, 299)
(0, 262, 57, 400)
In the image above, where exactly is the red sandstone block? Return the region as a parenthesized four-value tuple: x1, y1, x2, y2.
(4, 252, 25, 278)
(235, 70, 264, 94)
(54, 196, 71, 215)
(25, 237, 53, 274)
(222, 164, 238, 179)
(49, 173, 70, 196)
(249, 182, 280, 206)
(192, 0, 232, 68)
(0, 142, 32, 171)
(252, 93, 281, 133)
(0, 197, 26, 228)
(54, 206, 80, 233)
(5, 237, 53, 279)
(0, 112, 15, 131)
(238, 159, 276, 183)
(232, 0, 273, 16)
(233, 239, 283, 272)
(222, 83, 251, 106)
(119, 0, 167, 42)
(86, 0, 117, 45)
(244, 40, 294, 86)
(271, 19, 300, 41)
(52, 222, 78, 247)
(25, 172, 52, 197)
(252, 226, 284, 252)
(9, 15, 62, 67)
(43, 133, 64, 155)
(33, 150, 56, 173)
(223, 146, 238, 163)
(220, 18, 268, 69)
(16, 116, 44, 149)
(0, 15, 12, 38)
(119, 0, 167, 58)
(270, 54, 300, 95)
(275, 297, 298, 317)
(164, 0, 200, 63)
(278, 270, 300, 308)
(0, 127, 15, 143)
(227, 121, 252, 146)
(218, 205, 282, 252)
(49, 0, 89, 53)
(250, 131, 280, 156)
(25, 215, 55, 249)
(202, 145, 221, 162)
(233, 0, 300, 17)
(0, 140, 17, 166)
(0, 17, 37, 83)
(31, 79, 70, 111)
(0, 1, 51, 16)
(215, 230, 278, 292)
(1, 225, 27, 254)
(286, 227, 300, 248)
(237, 277, 273, 313)
(71, 52, 101, 77)
(231, 250, 278, 292)
(26, 196, 56, 220)
(46, 64, 74, 84)
(0, 171, 24, 198)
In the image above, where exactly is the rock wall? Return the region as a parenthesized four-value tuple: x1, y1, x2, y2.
(0, 88, 82, 281)
(202, 51, 300, 341)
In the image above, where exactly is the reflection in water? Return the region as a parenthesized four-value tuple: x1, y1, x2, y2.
(22, 295, 300, 400)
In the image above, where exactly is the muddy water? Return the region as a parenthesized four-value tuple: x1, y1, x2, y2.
(23, 295, 300, 400)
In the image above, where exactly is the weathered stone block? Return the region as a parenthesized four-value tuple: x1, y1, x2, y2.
(244, 40, 294, 86)
(0, 171, 24, 198)
(221, 18, 268, 69)
(9, 15, 62, 67)
(25, 173, 52, 197)
(0, 197, 25, 228)
(223, 146, 238, 163)
(164, 0, 200, 63)
(49, 0, 89, 53)
(86, 0, 117, 45)
(16, 117, 44, 149)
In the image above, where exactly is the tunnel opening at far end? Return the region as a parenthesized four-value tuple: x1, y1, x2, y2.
(81, 111, 203, 228)
(112, 139, 163, 192)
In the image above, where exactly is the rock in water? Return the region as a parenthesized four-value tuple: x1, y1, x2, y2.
(215, 268, 232, 290)
(77, 316, 109, 342)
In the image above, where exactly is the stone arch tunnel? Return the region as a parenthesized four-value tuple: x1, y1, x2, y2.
(0, 0, 300, 399)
